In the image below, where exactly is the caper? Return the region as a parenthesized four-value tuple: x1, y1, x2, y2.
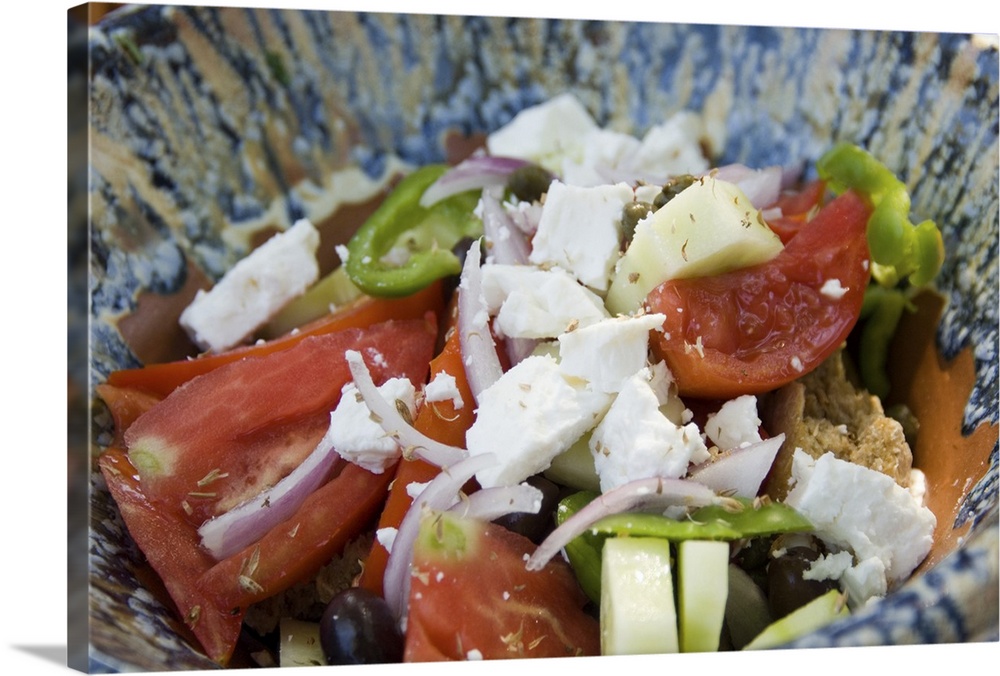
(507, 164, 553, 203)
(652, 174, 698, 210)
(621, 201, 653, 246)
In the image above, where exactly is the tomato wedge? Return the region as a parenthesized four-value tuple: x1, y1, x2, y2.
(403, 512, 600, 661)
(124, 318, 437, 525)
(106, 281, 446, 398)
(647, 189, 872, 399)
(762, 179, 827, 244)
(98, 317, 438, 665)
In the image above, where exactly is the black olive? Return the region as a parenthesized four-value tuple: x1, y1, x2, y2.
(492, 474, 561, 544)
(652, 174, 697, 210)
(506, 164, 553, 203)
(319, 588, 404, 665)
(766, 546, 838, 620)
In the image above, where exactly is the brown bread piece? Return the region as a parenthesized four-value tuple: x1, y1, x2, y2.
(760, 349, 913, 501)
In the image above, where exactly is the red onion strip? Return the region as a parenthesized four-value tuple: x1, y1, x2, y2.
(526, 477, 739, 571)
(479, 186, 538, 367)
(709, 163, 783, 210)
(447, 483, 544, 523)
(456, 239, 504, 402)
(344, 350, 467, 469)
(688, 434, 784, 499)
(383, 452, 498, 621)
(480, 185, 531, 265)
(419, 155, 530, 208)
(197, 425, 344, 560)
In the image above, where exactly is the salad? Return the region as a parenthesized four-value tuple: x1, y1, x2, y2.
(94, 92, 944, 666)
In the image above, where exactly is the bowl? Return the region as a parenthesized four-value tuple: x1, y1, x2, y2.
(77, 3, 999, 671)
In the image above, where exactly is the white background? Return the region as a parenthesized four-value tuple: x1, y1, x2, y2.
(2, 1, 997, 674)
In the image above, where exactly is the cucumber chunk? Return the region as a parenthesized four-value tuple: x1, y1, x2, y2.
(278, 617, 326, 667)
(677, 539, 729, 652)
(744, 588, 849, 650)
(600, 537, 679, 655)
(606, 176, 783, 315)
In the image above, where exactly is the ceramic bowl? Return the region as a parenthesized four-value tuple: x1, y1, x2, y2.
(77, 4, 999, 671)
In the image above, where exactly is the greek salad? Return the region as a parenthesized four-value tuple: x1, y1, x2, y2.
(96, 92, 944, 666)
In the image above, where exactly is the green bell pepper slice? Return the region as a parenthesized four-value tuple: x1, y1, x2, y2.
(816, 142, 944, 290)
(555, 492, 813, 605)
(345, 164, 482, 297)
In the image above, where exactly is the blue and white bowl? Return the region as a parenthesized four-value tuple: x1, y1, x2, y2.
(76, 4, 999, 671)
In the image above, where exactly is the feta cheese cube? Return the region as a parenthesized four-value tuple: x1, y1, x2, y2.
(485, 93, 598, 174)
(589, 368, 710, 492)
(631, 111, 711, 181)
(529, 180, 634, 292)
(784, 450, 936, 585)
(180, 218, 320, 353)
(561, 128, 642, 187)
(466, 355, 612, 488)
(557, 313, 666, 393)
(703, 395, 763, 450)
(327, 377, 417, 474)
(480, 264, 609, 339)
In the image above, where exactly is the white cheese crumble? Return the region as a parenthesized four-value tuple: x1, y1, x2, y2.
(485, 93, 598, 175)
(784, 450, 936, 590)
(326, 378, 417, 474)
(423, 370, 464, 410)
(179, 218, 320, 353)
(556, 313, 666, 394)
(703, 395, 763, 450)
(376, 527, 398, 553)
(589, 367, 710, 493)
(480, 264, 609, 339)
(820, 278, 849, 299)
(466, 355, 612, 488)
(529, 180, 634, 292)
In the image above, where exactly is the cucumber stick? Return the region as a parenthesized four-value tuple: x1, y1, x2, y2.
(600, 537, 679, 655)
(677, 540, 729, 652)
(744, 589, 849, 650)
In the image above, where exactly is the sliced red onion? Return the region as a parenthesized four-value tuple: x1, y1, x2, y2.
(344, 350, 467, 468)
(456, 238, 504, 402)
(688, 434, 784, 499)
(480, 185, 531, 265)
(710, 163, 783, 210)
(505, 199, 544, 237)
(478, 187, 538, 367)
(197, 425, 344, 560)
(383, 452, 498, 621)
(447, 483, 544, 523)
(419, 155, 531, 208)
(526, 477, 738, 571)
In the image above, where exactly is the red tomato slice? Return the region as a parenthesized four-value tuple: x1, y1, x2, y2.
(404, 512, 600, 661)
(99, 317, 438, 665)
(124, 318, 437, 525)
(647, 189, 872, 399)
(763, 179, 827, 244)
